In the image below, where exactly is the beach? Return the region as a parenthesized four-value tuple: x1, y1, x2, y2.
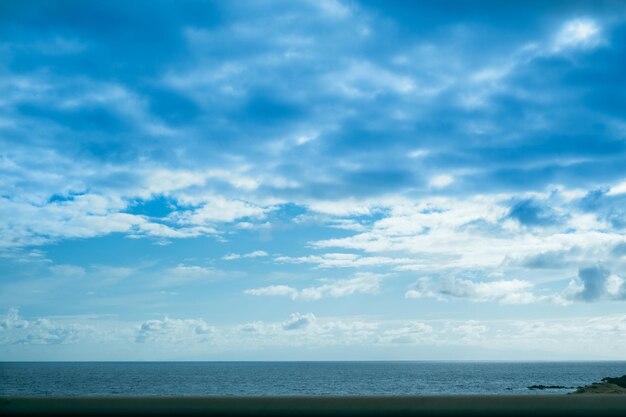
(3, 395, 626, 416)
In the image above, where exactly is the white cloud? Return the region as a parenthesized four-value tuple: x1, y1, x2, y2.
(379, 322, 434, 344)
(552, 18, 603, 52)
(0, 190, 228, 248)
(0, 308, 29, 330)
(244, 285, 298, 298)
(606, 274, 625, 297)
(407, 149, 430, 159)
(0, 308, 94, 346)
(565, 212, 610, 231)
(429, 174, 454, 189)
(167, 264, 214, 277)
(135, 222, 217, 239)
(405, 275, 543, 304)
(275, 253, 414, 269)
(450, 321, 490, 344)
(470, 66, 512, 84)
(245, 250, 268, 258)
(244, 272, 385, 301)
(607, 180, 626, 196)
(310, 192, 625, 275)
(3, 309, 626, 360)
(172, 196, 269, 224)
(223, 250, 268, 260)
(299, 273, 384, 300)
(306, 199, 375, 216)
(294, 131, 319, 146)
(282, 312, 316, 330)
(143, 169, 206, 195)
(205, 169, 260, 191)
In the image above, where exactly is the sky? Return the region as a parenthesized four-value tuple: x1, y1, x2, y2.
(1, 0, 626, 361)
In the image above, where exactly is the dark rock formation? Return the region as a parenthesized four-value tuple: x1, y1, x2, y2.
(602, 375, 626, 388)
(527, 385, 572, 390)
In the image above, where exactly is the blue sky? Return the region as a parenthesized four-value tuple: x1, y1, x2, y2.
(1, 0, 626, 360)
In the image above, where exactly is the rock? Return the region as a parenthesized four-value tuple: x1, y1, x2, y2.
(601, 375, 626, 388)
(573, 375, 626, 395)
(527, 385, 572, 390)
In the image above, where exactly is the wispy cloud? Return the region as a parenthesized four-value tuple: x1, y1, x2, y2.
(244, 273, 385, 301)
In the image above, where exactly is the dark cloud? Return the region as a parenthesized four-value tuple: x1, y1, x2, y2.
(578, 191, 626, 230)
(521, 250, 572, 269)
(507, 199, 561, 227)
(576, 266, 610, 302)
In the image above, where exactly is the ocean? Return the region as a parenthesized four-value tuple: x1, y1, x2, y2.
(2, 362, 626, 396)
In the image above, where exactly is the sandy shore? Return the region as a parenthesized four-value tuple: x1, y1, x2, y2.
(3, 395, 626, 416)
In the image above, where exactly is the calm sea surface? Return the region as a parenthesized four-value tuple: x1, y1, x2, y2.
(2, 362, 626, 396)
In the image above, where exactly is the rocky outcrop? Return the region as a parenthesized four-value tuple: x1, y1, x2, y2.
(601, 375, 626, 388)
(574, 375, 626, 394)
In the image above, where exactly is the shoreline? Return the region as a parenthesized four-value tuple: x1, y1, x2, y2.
(3, 395, 626, 416)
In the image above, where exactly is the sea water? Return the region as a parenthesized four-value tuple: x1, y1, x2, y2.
(2, 361, 626, 396)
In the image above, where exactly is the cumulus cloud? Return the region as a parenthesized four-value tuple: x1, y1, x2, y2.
(2, 309, 626, 359)
(406, 276, 543, 304)
(310, 191, 624, 275)
(0, 192, 221, 248)
(144, 169, 261, 195)
(0, 308, 29, 330)
(282, 312, 316, 330)
(172, 196, 269, 224)
(565, 266, 625, 302)
(0, 308, 93, 345)
(136, 317, 214, 343)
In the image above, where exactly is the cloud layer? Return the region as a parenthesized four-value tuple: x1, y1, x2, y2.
(1, 1, 626, 359)
(3, 309, 626, 360)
